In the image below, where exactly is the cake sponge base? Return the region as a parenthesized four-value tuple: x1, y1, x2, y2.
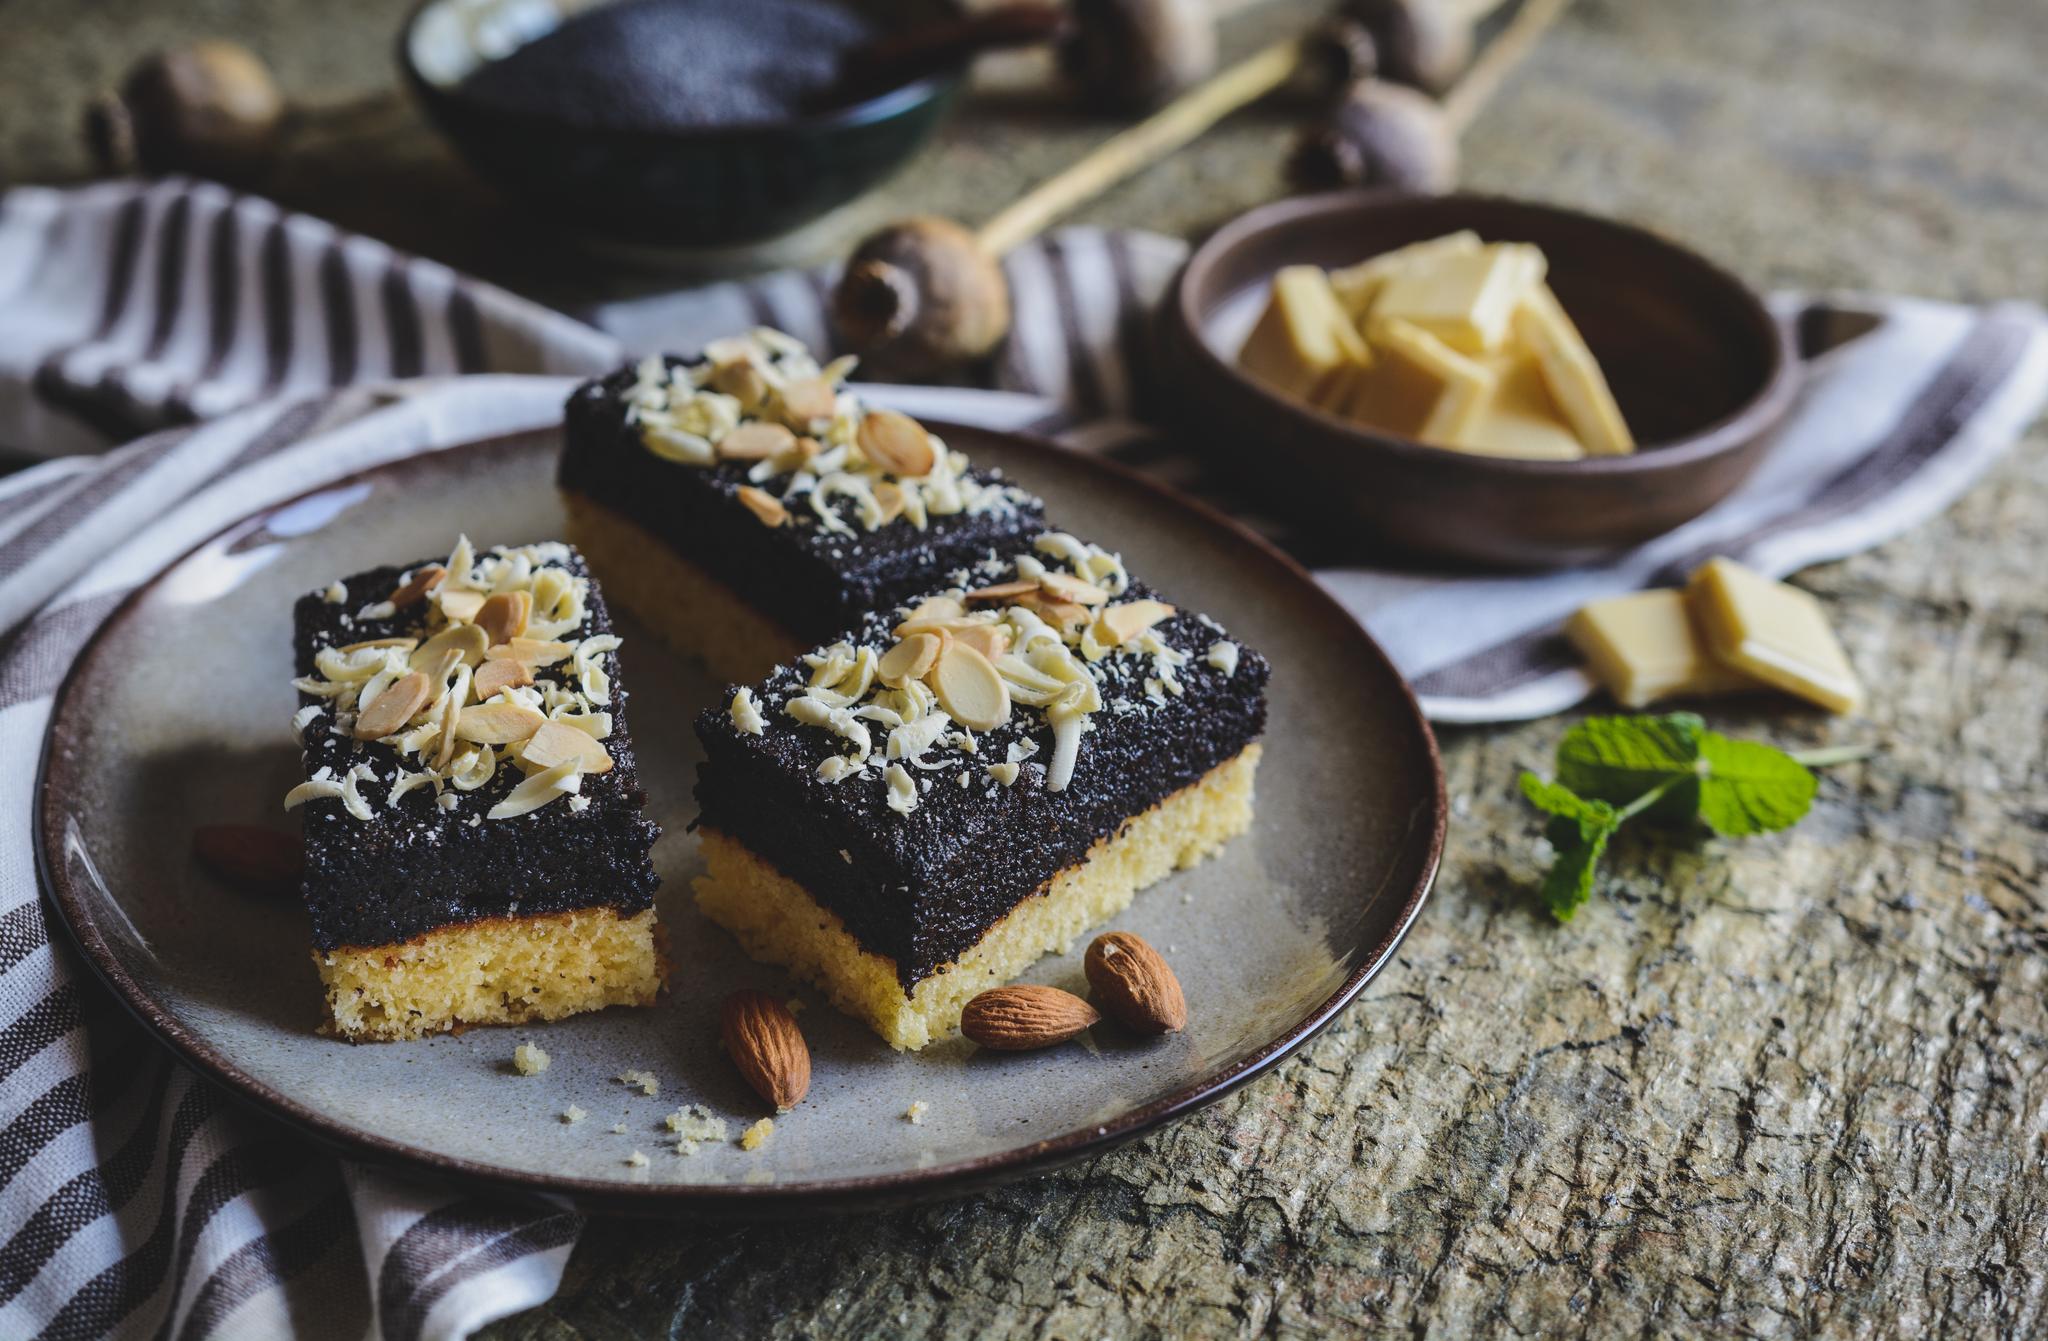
(562, 490, 803, 686)
(695, 744, 1261, 1051)
(315, 906, 664, 1042)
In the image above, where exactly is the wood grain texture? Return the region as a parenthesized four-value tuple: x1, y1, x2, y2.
(8, 0, 2040, 1332)
(476, 0, 2048, 1334)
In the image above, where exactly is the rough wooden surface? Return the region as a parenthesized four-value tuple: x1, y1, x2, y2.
(490, 2, 2048, 1334)
(8, 0, 2045, 1335)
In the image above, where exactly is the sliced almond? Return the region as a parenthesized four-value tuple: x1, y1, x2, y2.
(455, 701, 547, 745)
(1039, 601, 1093, 638)
(878, 632, 942, 687)
(709, 359, 769, 409)
(486, 637, 574, 667)
(520, 719, 614, 775)
(930, 642, 1010, 732)
(337, 637, 417, 656)
(777, 435, 823, 472)
(1095, 599, 1178, 647)
(965, 580, 1038, 605)
(1039, 572, 1109, 606)
(949, 622, 1012, 661)
(476, 590, 531, 646)
(717, 421, 797, 461)
(894, 595, 967, 634)
(388, 565, 447, 609)
(737, 485, 790, 528)
(780, 376, 838, 426)
(872, 479, 906, 525)
(473, 657, 534, 700)
(857, 409, 936, 477)
(440, 589, 486, 624)
(355, 672, 431, 739)
(410, 623, 489, 672)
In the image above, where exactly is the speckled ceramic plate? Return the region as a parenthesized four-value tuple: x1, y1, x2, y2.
(36, 422, 1443, 1215)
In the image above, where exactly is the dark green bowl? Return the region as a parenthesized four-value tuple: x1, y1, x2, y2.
(398, 0, 965, 247)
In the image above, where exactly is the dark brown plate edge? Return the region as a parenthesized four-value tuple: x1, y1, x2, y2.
(1174, 188, 1803, 477)
(34, 421, 1447, 1220)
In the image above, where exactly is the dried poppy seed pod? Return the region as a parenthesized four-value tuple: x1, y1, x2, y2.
(831, 216, 1013, 381)
(1057, 0, 1217, 113)
(1291, 17, 1381, 106)
(87, 40, 286, 182)
(1337, 0, 1475, 95)
(1288, 80, 1458, 193)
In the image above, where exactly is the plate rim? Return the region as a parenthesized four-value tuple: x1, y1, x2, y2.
(34, 421, 1445, 1216)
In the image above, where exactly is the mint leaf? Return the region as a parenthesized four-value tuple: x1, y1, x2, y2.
(1696, 733, 1817, 836)
(1522, 717, 1862, 921)
(1519, 772, 1594, 818)
(1556, 713, 1705, 824)
(1542, 807, 1619, 921)
(1539, 818, 1612, 922)
(1519, 773, 1619, 921)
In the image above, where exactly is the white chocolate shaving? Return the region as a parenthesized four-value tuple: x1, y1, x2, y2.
(488, 759, 581, 820)
(884, 763, 917, 815)
(730, 687, 765, 735)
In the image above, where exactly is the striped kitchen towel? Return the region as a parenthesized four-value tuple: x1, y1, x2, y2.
(1, 175, 2045, 1339)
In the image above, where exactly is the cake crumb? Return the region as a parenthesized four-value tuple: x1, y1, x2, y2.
(740, 1118, 775, 1151)
(785, 997, 805, 1016)
(665, 1104, 728, 1155)
(512, 1042, 550, 1075)
(561, 1105, 586, 1125)
(611, 1123, 627, 1134)
(625, 1149, 649, 1168)
(617, 1068, 659, 1096)
(905, 1101, 928, 1125)
(668, 1105, 727, 1155)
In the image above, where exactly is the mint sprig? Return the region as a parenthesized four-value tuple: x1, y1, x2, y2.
(1520, 713, 1871, 922)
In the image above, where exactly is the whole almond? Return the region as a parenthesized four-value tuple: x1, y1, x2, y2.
(1085, 932, 1187, 1034)
(721, 990, 811, 1111)
(960, 984, 1100, 1050)
(191, 825, 302, 897)
(779, 376, 838, 426)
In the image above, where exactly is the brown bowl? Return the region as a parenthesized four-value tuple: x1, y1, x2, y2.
(1163, 191, 1800, 569)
